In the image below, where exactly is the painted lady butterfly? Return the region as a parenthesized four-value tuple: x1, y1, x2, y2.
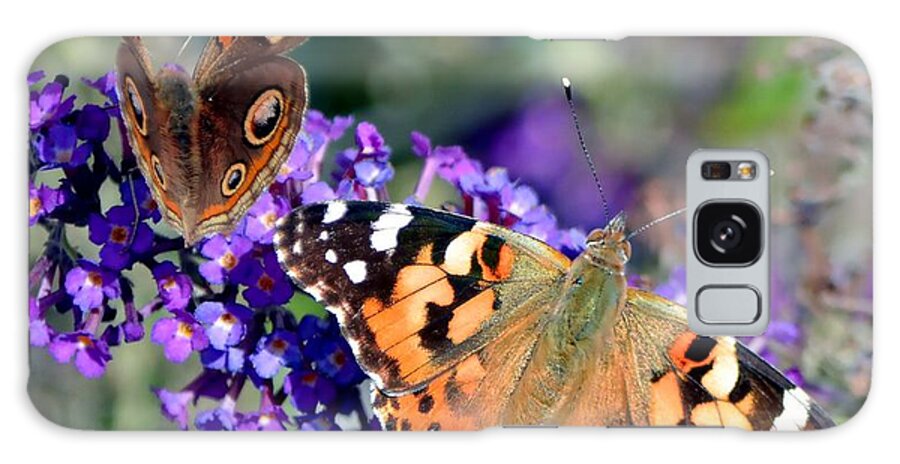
(273, 201, 834, 430)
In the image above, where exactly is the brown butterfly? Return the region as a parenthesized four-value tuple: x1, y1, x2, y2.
(116, 36, 308, 245)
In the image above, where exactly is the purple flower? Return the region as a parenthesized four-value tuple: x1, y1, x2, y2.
(242, 192, 289, 244)
(27, 70, 45, 86)
(82, 71, 118, 103)
(410, 131, 433, 158)
(88, 205, 154, 270)
(333, 122, 395, 192)
(460, 166, 512, 200)
(512, 205, 559, 244)
(411, 131, 482, 192)
(506, 184, 540, 219)
(29, 182, 64, 226)
(355, 122, 389, 158)
(198, 234, 253, 284)
(557, 227, 587, 257)
(300, 415, 342, 431)
(64, 260, 121, 311)
(276, 111, 353, 183)
(33, 123, 82, 166)
(153, 261, 193, 311)
(284, 370, 336, 413)
(153, 388, 194, 430)
(151, 311, 209, 363)
(200, 346, 246, 372)
(75, 104, 110, 143)
(306, 110, 354, 142)
(314, 339, 364, 386)
(195, 301, 252, 350)
(238, 250, 293, 307)
(250, 330, 300, 378)
(120, 175, 161, 222)
(29, 297, 53, 347)
(301, 181, 337, 204)
(195, 401, 238, 431)
(48, 332, 112, 378)
(276, 138, 315, 183)
(29, 78, 75, 130)
(236, 392, 291, 431)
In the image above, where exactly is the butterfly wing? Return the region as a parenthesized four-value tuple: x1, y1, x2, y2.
(275, 201, 570, 396)
(561, 288, 834, 430)
(115, 37, 190, 228)
(372, 301, 550, 430)
(189, 52, 307, 242)
(193, 36, 308, 87)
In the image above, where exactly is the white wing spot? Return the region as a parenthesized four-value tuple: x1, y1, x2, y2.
(370, 204, 413, 252)
(272, 231, 283, 245)
(275, 247, 288, 264)
(322, 201, 348, 224)
(319, 231, 329, 241)
(772, 388, 812, 431)
(292, 240, 303, 255)
(325, 249, 338, 264)
(343, 260, 367, 284)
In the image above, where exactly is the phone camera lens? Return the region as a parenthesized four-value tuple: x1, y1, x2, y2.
(695, 202, 762, 265)
(710, 218, 744, 251)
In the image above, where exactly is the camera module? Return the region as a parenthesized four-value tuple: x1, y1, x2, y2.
(695, 201, 762, 265)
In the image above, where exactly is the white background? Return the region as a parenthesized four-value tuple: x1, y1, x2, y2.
(1, 1, 893, 462)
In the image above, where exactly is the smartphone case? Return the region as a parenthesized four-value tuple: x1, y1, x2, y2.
(27, 36, 871, 430)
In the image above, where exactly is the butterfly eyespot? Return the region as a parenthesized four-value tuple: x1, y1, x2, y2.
(151, 154, 166, 190)
(124, 76, 148, 136)
(243, 88, 284, 147)
(221, 162, 247, 197)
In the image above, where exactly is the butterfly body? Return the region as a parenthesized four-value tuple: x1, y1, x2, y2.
(275, 199, 833, 430)
(116, 36, 308, 244)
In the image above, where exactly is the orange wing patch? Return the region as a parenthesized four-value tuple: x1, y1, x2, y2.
(216, 36, 236, 48)
(374, 352, 490, 431)
(649, 371, 685, 426)
(356, 230, 514, 383)
(447, 290, 495, 344)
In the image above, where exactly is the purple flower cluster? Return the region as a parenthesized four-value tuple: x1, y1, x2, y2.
(28, 67, 375, 429)
(410, 132, 587, 257)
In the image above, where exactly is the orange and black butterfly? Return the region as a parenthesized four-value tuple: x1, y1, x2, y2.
(273, 82, 834, 431)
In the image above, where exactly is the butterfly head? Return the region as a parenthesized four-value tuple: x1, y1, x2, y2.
(584, 211, 631, 272)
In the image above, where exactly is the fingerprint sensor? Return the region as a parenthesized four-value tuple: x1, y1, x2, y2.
(696, 285, 761, 324)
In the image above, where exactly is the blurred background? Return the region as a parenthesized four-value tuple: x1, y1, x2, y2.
(29, 36, 872, 428)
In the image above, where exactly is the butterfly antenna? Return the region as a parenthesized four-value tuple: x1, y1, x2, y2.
(175, 36, 193, 63)
(626, 208, 686, 241)
(562, 77, 611, 225)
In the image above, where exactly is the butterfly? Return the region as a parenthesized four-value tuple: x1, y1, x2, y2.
(116, 36, 308, 245)
(273, 200, 834, 431)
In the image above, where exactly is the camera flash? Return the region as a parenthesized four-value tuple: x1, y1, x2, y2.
(737, 162, 756, 180)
